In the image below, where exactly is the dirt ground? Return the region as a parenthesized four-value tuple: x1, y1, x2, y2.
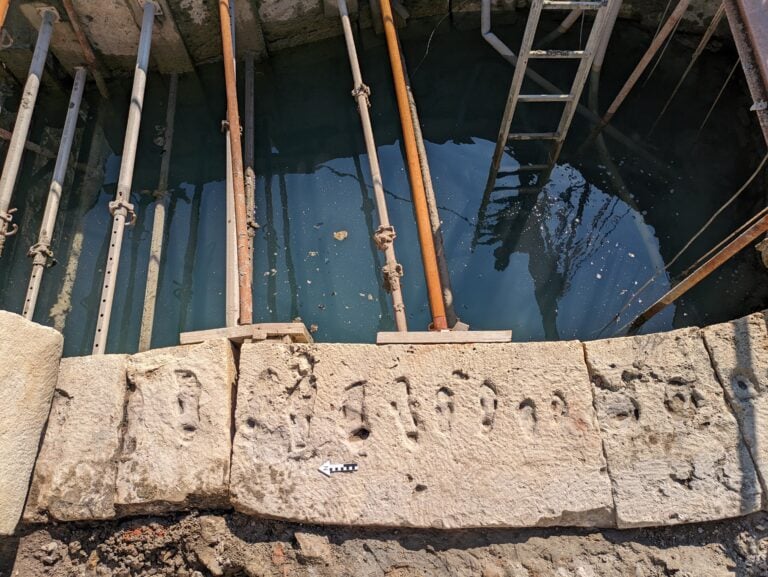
(1, 510, 768, 576)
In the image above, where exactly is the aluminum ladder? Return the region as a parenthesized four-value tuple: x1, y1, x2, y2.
(484, 0, 613, 196)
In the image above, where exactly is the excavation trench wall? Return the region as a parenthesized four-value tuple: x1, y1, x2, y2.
(1, 308, 768, 537)
(0, 0, 727, 85)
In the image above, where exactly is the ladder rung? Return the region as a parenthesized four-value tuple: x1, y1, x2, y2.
(507, 132, 560, 141)
(528, 49, 586, 59)
(516, 164, 551, 172)
(542, 1, 607, 10)
(518, 94, 573, 103)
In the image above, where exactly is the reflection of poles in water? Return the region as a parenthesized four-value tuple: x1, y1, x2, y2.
(263, 169, 278, 322)
(118, 192, 152, 351)
(352, 154, 390, 329)
(178, 182, 202, 334)
(278, 172, 299, 320)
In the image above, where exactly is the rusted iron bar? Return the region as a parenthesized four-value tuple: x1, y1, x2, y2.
(219, 0, 252, 325)
(0, 8, 56, 257)
(0, 127, 56, 160)
(628, 210, 768, 333)
(400, 48, 460, 329)
(649, 2, 725, 136)
(587, 0, 691, 141)
(379, 0, 448, 331)
(92, 2, 155, 354)
(0, 0, 9, 29)
(138, 73, 178, 352)
(724, 0, 768, 145)
(22, 67, 87, 320)
(337, 0, 407, 332)
(61, 0, 109, 99)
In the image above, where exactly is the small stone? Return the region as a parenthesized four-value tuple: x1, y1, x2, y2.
(294, 532, 332, 564)
(333, 230, 348, 241)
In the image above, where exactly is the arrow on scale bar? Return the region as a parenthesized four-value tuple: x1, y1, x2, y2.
(319, 461, 358, 477)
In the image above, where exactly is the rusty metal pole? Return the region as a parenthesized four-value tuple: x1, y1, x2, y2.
(138, 73, 178, 352)
(92, 2, 154, 354)
(379, 0, 448, 330)
(0, 0, 9, 29)
(22, 66, 87, 320)
(0, 8, 56, 257)
(338, 0, 407, 332)
(219, 0, 253, 325)
(628, 211, 768, 332)
(61, 0, 109, 99)
(587, 0, 692, 141)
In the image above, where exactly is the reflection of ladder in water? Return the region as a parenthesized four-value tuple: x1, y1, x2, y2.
(478, 0, 613, 231)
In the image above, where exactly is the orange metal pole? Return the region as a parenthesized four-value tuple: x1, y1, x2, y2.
(219, 0, 253, 324)
(0, 0, 9, 30)
(379, 0, 448, 331)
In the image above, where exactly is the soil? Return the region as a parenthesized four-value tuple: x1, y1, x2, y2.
(2, 511, 768, 576)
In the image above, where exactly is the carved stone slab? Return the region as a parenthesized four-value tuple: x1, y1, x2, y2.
(231, 341, 614, 528)
(24, 355, 128, 523)
(585, 328, 762, 528)
(115, 339, 235, 514)
(703, 313, 768, 505)
(0, 311, 63, 535)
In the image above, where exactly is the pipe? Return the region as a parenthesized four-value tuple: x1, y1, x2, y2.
(138, 73, 178, 352)
(400, 49, 459, 328)
(587, 0, 692, 141)
(61, 0, 109, 99)
(537, 9, 583, 48)
(224, 1, 239, 327)
(0, 8, 56, 257)
(379, 0, 447, 330)
(220, 0, 252, 325)
(338, 0, 408, 332)
(0, 0, 9, 30)
(92, 2, 154, 354)
(628, 211, 768, 333)
(22, 67, 87, 320)
(649, 2, 725, 136)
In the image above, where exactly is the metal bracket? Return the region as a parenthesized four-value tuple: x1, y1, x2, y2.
(28, 243, 56, 267)
(351, 83, 371, 109)
(137, 0, 164, 18)
(373, 224, 396, 251)
(36, 6, 61, 22)
(381, 261, 404, 294)
(0, 208, 18, 237)
(109, 199, 137, 226)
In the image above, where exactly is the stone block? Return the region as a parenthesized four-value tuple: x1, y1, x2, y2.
(585, 328, 762, 528)
(24, 355, 128, 523)
(231, 341, 614, 528)
(115, 339, 235, 514)
(703, 313, 768, 503)
(0, 311, 63, 535)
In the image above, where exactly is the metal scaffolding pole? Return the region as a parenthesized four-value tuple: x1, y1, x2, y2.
(138, 73, 178, 352)
(220, 0, 253, 324)
(22, 67, 87, 320)
(224, 1, 239, 327)
(244, 52, 258, 253)
(628, 211, 768, 333)
(92, 2, 155, 354)
(380, 0, 448, 331)
(0, 8, 57, 257)
(337, 0, 407, 332)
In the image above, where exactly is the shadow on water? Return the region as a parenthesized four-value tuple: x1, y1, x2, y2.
(0, 19, 766, 355)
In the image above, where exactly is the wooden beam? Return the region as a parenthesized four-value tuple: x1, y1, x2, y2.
(180, 323, 313, 345)
(376, 331, 513, 345)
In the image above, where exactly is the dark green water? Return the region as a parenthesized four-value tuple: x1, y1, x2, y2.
(0, 19, 766, 357)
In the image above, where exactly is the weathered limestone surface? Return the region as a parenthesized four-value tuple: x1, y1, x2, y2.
(24, 355, 128, 524)
(115, 339, 235, 514)
(258, 0, 341, 51)
(703, 313, 768, 503)
(0, 311, 63, 536)
(585, 328, 762, 529)
(231, 341, 614, 528)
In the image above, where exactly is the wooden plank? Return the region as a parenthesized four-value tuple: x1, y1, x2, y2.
(180, 323, 312, 345)
(376, 331, 513, 345)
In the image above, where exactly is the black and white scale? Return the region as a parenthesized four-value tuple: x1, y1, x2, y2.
(318, 461, 359, 477)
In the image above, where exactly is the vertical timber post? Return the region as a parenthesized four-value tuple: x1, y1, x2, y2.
(138, 73, 179, 352)
(338, 0, 408, 331)
(92, 2, 155, 354)
(220, 0, 253, 325)
(22, 66, 87, 320)
(0, 8, 57, 257)
(379, 0, 448, 331)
